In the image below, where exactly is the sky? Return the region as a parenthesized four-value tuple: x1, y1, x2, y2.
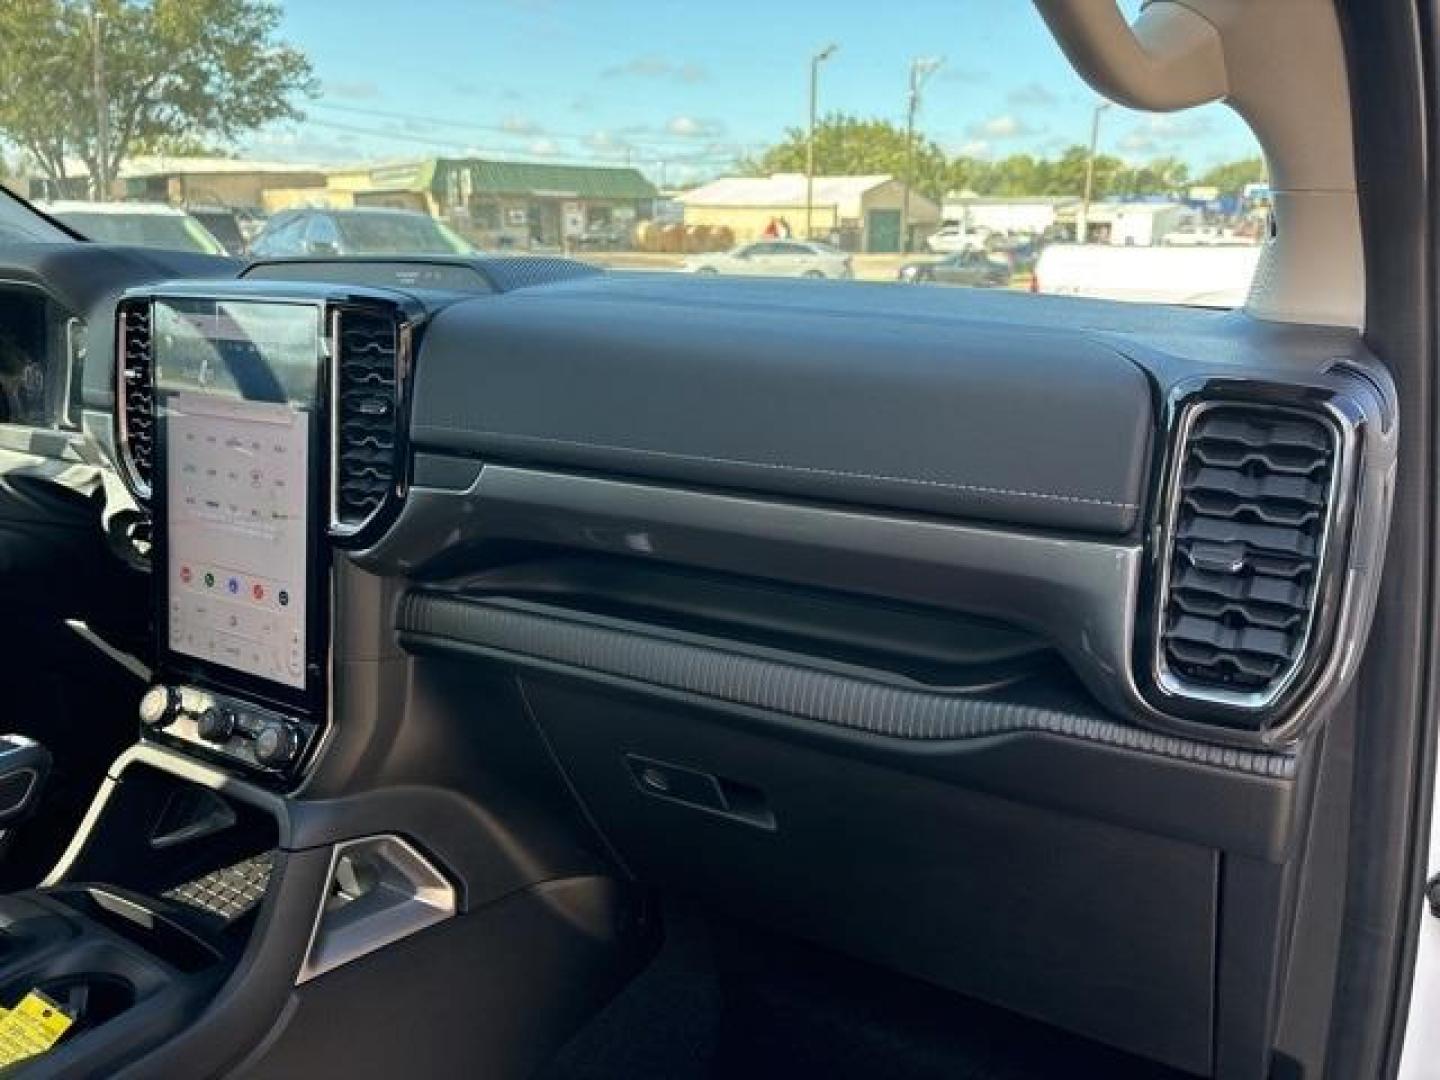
(241, 0, 1262, 186)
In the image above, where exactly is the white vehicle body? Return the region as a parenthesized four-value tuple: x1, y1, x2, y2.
(39, 200, 229, 256)
(683, 240, 852, 280)
(1399, 795, 1440, 1079)
(1032, 242, 1262, 307)
(925, 224, 988, 254)
(1162, 226, 1253, 247)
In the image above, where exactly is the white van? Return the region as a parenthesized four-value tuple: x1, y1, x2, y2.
(1032, 242, 1262, 306)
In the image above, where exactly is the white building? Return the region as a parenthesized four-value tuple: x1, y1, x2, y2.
(941, 194, 1078, 236)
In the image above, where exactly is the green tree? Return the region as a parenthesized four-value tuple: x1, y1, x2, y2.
(1199, 156, 1267, 195)
(1113, 156, 1190, 198)
(0, 0, 314, 194)
(739, 113, 950, 200)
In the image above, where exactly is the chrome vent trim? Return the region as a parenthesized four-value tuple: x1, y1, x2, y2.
(115, 298, 154, 501)
(1152, 401, 1342, 718)
(329, 304, 407, 539)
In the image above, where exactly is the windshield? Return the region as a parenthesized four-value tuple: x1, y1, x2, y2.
(50, 210, 228, 255)
(0, 1, 1264, 305)
(334, 214, 473, 255)
(0, 189, 72, 245)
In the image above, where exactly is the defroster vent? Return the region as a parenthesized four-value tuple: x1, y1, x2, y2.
(1158, 404, 1338, 709)
(331, 306, 404, 535)
(116, 299, 155, 498)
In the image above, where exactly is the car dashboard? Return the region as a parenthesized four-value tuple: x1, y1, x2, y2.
(0, 241, 1400, 1078)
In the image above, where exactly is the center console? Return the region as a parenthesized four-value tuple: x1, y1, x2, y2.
(0, 282, 423, 1075)
(119, 284, 415, 786)
(0, 267, 635, 1077)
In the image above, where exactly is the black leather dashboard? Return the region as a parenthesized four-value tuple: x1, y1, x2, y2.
(409, 275, 1156, 535)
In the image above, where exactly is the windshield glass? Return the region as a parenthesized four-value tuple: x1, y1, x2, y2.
(334, 214, 473, 255)
(47, 209, 228, 255)
(0, 1, 1265, 304)
(0, 189, 72, 245)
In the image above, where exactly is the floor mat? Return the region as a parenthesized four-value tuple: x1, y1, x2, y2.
(542, 907, 1196, 1080)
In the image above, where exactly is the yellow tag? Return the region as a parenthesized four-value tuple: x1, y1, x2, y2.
(0, 991, 72, 1067)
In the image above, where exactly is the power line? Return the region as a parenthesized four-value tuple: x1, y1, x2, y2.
(296, 117, 743, 174)
(310, 101, 752, 157)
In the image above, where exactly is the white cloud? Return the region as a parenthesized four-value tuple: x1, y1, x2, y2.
(501, 115, 542, 136)
(585, 129, 636, 161)
(603, 55, 708, 84)
(1116, 112, 1217, 157)
(1118, 132, 1160, 155)
(965, 114, 1036, 141)
(587, 129, 623, 149)
(527, 138, 560, 157)
(666, 115, 724, 139)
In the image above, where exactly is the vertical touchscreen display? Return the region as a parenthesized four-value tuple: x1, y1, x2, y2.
(154, 300, 321, 691)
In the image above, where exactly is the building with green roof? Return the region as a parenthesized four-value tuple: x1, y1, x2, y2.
(322, 157, 659, 249)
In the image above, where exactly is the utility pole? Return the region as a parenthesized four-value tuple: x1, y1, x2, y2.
(91, 7, 110, 201)
(805, 44, 838, 241)
(901, 57, 942, 253)
(1077, 101, 1111, 244)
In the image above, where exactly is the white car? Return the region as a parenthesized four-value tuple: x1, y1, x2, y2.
(925, 224, 988, 254)
(684, 240, 853, 279)
(40, 200, 229, 255)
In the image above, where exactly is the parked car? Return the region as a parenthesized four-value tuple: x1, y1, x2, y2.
(898, 250, 1012, 287)
(38, 201, 229, 255)
(185, 206, 249, 256)
(683, 240, 853, 279)
(573, 222, 631, 250)
(926, 223, 989, 254)
(249, 207, 476, 258)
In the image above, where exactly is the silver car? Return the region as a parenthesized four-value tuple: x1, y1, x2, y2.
(684, 240, 853, 279)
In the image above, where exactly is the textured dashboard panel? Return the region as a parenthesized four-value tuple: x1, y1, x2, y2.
(397, 592, 1297, 779)
(408, 277, 1155, 535)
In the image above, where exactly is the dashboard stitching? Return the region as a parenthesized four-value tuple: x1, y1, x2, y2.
(419, 426, 1141, 509)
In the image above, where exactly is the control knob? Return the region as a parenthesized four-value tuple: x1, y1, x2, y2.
(196, 707, 236, 743)
(139, 685, 179, 730)
(253, 723, 300, 769)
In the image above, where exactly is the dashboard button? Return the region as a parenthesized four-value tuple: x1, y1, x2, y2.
(253, 723, 300, 768)
(197, 707, 236, 743)
(139, 685, 178, 729)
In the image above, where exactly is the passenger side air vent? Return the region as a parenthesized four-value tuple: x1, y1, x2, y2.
(331, 306, 405, 536)
(1157, 404, 1338, 712)
(116, 298, 155, 499)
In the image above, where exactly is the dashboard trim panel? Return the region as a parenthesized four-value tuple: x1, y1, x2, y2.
(397, 590, 1297, 780)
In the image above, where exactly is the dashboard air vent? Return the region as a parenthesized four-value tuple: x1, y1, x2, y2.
(116, 298, 154, 498)
(1159, 404, 1337, 708)
(332, 306, 403, 534)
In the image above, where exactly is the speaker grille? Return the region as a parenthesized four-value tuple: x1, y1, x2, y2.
(1159, 405, 1337, 705)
